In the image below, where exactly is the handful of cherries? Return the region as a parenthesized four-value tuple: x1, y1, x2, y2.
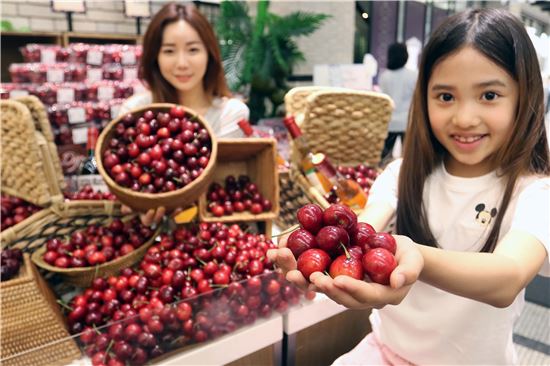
(1, 248, 23, 282)
(102, 106, 212, 193)
(288, 203, 397, 285)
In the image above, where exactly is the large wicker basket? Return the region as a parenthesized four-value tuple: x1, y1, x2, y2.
(1, 97, 65, 207)
(96, 103, 218, 212)
(276, 88, 393, 230)
(0, 254, 81, 366)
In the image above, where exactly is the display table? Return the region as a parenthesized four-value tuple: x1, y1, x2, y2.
(283, 294, 372, 366)
(66, 314, 283, 366)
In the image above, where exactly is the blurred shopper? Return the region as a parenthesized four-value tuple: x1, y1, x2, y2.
(118, 2, 249, 224)
(269, 8, 549, 365)
(379, 43, 417, 160)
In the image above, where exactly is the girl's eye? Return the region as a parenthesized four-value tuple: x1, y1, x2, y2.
(189, 48, 200, 53)
(482, 91, 498, 101)
(161, 48, 174, 54)
(438, 93, 454, 102)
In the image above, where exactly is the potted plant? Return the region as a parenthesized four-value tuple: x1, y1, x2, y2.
(216, 1, 330, 122)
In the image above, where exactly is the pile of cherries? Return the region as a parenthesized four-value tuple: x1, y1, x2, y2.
(1, 194, 41, 231)
(206, 174, 272, 217)
(65, 222, 305, 366)
(325, 164, 379, 204)
(1, 248, 23, 282)
(42, 218, 154, 268)
(102, 106, 212, 193)
(288, 203, 397, 285)
(65, 184, 117, 201)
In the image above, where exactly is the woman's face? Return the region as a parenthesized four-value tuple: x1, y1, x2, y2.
(427, 46, 518, 177)
(158, 20, 208, 96)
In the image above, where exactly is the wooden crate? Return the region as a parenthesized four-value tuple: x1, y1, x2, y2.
(199, 138, 280, 223)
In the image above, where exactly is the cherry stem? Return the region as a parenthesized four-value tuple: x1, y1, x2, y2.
(92, 324, 102, 335)
(340, 243, 351, 260)
(56, 299, 73, 312)
(271, 224, 299, 238)
(104, 340, 115, 363)
(196, 257, 207, 266)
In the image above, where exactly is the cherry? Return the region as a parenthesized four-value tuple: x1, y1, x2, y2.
(322, 204, 358, 232)
(362, 247, 397, 285)
(297, 203, 324, 234)
(351, 222, 376, 249)
(367, 232, 397, 255)
(297, 249, 332, 280)
(329, 247, 364, 280)
(315, 225, 350, 255)
(287, 229, 318, 258)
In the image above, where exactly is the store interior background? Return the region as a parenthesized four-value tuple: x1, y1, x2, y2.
(1, 0, 549, 364)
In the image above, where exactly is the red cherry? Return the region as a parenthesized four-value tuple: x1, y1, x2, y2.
(362, 247, 397, 285)
(286, 229, 318, 258)
(315, 225, 350, 255)
(322, 204, 358, 232)
(367, 232, 397, 255)
(296, 249, 332, 280)
(297, 203, 324, 234)
(329, 250, 364, 280)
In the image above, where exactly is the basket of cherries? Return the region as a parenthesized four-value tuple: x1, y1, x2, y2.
(96, 104, 218, 212)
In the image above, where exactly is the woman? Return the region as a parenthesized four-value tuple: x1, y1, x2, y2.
(120, 2, 249, 224)
(119, 2, 249, 138)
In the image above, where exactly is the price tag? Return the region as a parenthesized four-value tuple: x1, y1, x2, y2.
(123, 67, 138, 81)
(86, 50, 103, 66)
(110, 104, 121, 119)
(41, 49, 56, 64)
(57, 88, 75, 104)
(121, 51, 136, 65)
(87, 68, 103, 82)
(76, 175, 109, 192)
(68, 107, 86, 124)
(9, 90, 29, 98)
(71, 126, 88, 144)
(98, 86, 114, 101)
(47, 68, 64, 83)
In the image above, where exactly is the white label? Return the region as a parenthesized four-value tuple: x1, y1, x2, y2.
(57, 88, 75, 104)
(123, 67, 137, 81)
(9, 90, 29, 98)
(72, 126, 88, 144)
(68, 107, 86, 124)
(41, 49, 56, 64)
(75, 175, 109, 192)
(87, 68, 103, 82)
(121, 51, 136, 65)
(98, 86, 114, 101)
(47, 68, 64, 83)
(110, 104, 121, 119)
(86, 50, 103, 66)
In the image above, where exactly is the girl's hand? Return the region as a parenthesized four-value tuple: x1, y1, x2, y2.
(309, 235, 423, 309)
(121, 205, 166, 227)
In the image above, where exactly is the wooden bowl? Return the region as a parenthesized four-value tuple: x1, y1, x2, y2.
(96, 103, 218, 212)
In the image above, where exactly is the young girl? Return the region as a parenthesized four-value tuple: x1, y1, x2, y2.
(268, 8, 549, 365)
(119, 2, 249, 137)
(119, 2, 249, 224)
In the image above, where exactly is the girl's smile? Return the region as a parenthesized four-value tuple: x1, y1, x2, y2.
(427, 46, 519, 177)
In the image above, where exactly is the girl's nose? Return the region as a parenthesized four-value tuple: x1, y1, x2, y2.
(176, 52, 189, 69)
(451, 102, 481, 128)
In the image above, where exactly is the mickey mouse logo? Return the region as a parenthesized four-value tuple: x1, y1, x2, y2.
(475, 204, 497, 225)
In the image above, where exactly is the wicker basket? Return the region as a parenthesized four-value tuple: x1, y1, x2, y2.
(275, 88, 393, 230)
(0, 254, 81, 366)
(96, 103, 218, 212)
(1, 98, 65, 207)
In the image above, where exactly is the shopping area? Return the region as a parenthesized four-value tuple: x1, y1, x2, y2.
(1, 1, 549, 366)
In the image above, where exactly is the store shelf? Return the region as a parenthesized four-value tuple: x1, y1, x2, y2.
(61, 32, 141, 46)
(283, 293, 347, 334)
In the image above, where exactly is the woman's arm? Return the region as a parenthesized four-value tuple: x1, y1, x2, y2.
(418, 230, 547, 308)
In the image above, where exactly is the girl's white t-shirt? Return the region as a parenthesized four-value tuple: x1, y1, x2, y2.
(118, 92, 250, 138)
(366, 159, 550, 365)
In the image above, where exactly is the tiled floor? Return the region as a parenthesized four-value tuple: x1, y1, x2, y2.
(514, 301, 550, 365)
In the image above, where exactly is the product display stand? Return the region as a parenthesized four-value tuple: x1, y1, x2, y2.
(283, 294, 372, 366)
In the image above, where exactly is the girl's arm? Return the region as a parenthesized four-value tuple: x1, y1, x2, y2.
(418, 230, 547, 308)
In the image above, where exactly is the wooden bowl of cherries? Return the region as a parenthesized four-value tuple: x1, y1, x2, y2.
(96, 104, 218, 212)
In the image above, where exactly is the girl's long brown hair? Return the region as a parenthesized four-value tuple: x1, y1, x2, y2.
(397, 8, 550, 252)
(139, 2, 231, 104)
